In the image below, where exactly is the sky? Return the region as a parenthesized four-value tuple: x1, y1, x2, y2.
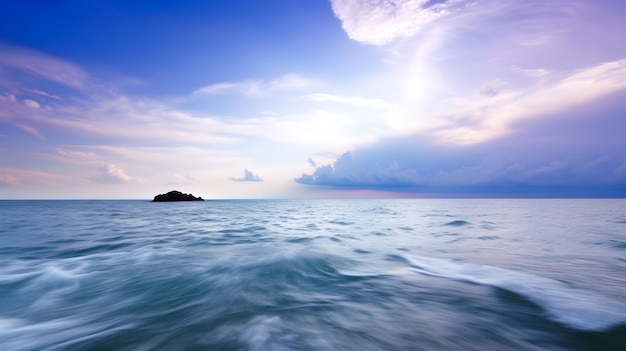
(1, 0, 626, 199)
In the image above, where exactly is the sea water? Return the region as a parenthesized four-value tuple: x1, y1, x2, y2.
(0, 199, 625, 350)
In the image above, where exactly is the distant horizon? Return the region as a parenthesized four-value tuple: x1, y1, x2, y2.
(2, 194, 625, 201)
(2, 0, 626, 199)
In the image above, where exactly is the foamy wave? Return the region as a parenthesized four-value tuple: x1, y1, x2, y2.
(402, 255, 626, 331)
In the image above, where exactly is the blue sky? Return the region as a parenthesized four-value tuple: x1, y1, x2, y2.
(1, 0, 626, 199)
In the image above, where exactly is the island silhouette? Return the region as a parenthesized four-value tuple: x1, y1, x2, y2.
(152, 190, 204, 202)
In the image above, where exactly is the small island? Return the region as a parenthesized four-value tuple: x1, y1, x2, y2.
(152, 190, 204, 202)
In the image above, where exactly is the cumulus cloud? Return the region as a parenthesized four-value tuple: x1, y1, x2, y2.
(91, 164, 142, 184)
(295, 149, 430, 188)
(329, 0, 457, 45)
(295, 91, 626, 196)
(230, 169, 263, 182)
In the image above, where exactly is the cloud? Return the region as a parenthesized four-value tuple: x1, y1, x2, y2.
(479, 79, 508, 98)
(1, 90, 239, 145)
(90, 164, 142, 184)
(0, 167, 77, 187)
(1, 93, 16, 102)
(295, 91, 626, 196)
(0, 44, 88, 89)
(428, 59, 626, 145)
(23, 88, 63, 100)
(23, 99, 40, 109)
(16, 124, 44, 139)
(0, 173, 19, 186)
(295, 150, 425, 188)
(193, 73, 319, 97)
(329, 0, 457, 45)
(302, 93, 398, 109)
(514, 67, 551, 78)
(230, 169, 263, 182)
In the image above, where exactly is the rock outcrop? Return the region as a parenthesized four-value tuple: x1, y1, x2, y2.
(152, 190, 204, 202)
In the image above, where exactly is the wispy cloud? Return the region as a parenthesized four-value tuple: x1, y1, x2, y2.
(0, 44, 89, 89)
(1, 91, 238, 144)
(0, 167, 78, 187)
(230, 169, 263, 182)
(302, 93, 398, 109)
(23, 88, 63, 100)
(432, 59, 626, 144)
(513, 67, 551, 78)
(193, 73, 320, 97)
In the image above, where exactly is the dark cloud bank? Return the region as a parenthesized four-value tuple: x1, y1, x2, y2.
(296, 93, 626, 197)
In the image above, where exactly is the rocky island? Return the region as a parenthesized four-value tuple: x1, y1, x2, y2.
(152, 190, 204, 202)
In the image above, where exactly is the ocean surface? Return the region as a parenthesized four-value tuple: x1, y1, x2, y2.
(1, 199, 625, 350)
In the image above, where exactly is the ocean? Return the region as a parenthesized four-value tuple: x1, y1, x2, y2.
(1, 199, 625, 350)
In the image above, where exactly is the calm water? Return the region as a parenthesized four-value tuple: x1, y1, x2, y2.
(1, 199, 625, 350)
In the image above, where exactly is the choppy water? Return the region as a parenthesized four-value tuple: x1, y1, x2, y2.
(1, 199, 625, 350)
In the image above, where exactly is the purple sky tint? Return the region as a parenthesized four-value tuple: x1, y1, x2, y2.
(1, 0, 625, 198)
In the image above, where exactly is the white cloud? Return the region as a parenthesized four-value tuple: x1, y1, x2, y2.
(90, 164, 143, 184)
(302, 93, 398, 109)
(25, 96, 239, 145)
(329, 0, 457, 45)
(514, 67, 551, 78)
(230, 169, 263, 182)
(23, 99, 40, 109)
(23, 88, 63, 100)
(72, 145, 241, 169)
(193, 82, 243, 95)
(268, 73, 319, 91)
(193, 73, 319, 97)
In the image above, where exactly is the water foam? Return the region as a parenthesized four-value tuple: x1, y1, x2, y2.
(402, 255, 626, 331)
(240, 316, 283, 351)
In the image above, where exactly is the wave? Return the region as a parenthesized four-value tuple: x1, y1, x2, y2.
(399, 255, 626, 331)
(443, 220, 471, 227)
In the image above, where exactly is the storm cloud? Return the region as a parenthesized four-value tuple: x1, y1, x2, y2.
(296, 92, 626, 197)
